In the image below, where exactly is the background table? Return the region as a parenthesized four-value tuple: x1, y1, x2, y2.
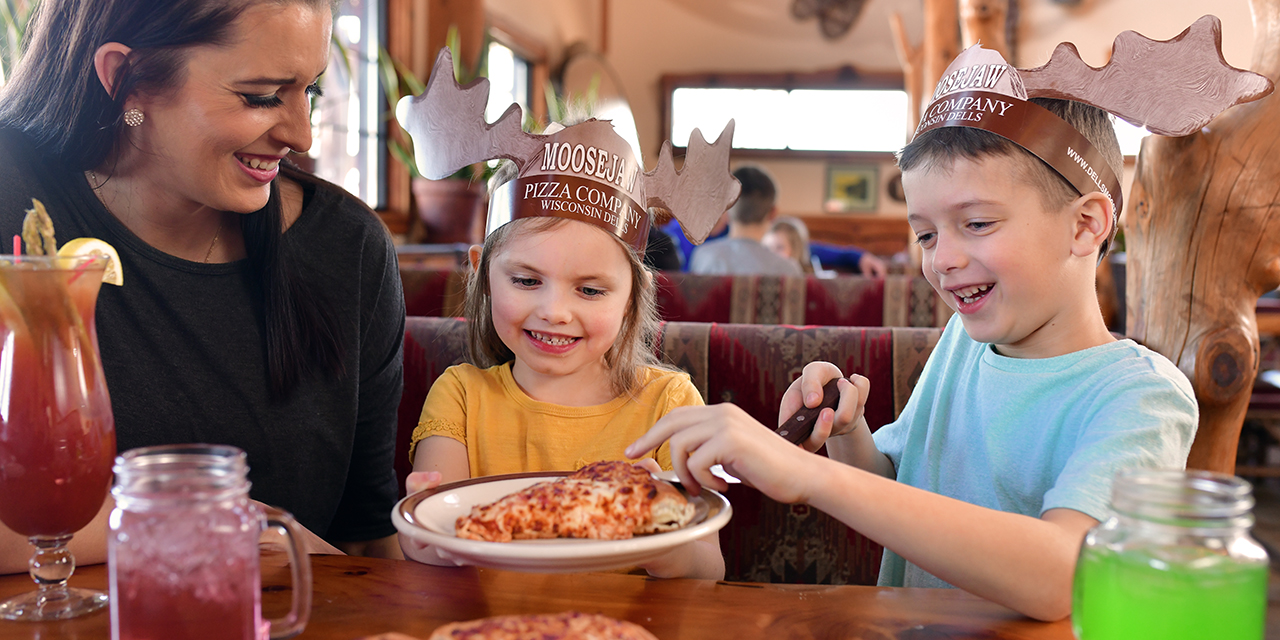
(0, 554, 1079, 640)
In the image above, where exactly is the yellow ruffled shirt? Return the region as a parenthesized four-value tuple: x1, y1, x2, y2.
(409, 363, 704, 475)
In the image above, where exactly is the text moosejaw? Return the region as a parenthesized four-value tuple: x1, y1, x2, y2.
(525, 181, 644, 232)
(932, 63, 1010, 100)
(540, 142, 639, 192)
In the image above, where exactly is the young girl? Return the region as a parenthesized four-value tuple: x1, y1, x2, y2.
(402, 214, 723, 579)
(762, 216, 815, 275)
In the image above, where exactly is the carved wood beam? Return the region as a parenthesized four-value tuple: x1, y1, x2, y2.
(1127, 0, 1280, 473)
(959, 0, 1009, 58)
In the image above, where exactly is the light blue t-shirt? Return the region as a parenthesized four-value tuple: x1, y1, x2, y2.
(871, 315, 1198, 588)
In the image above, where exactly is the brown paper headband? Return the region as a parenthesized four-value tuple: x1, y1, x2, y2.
(399, 49, 741, 252)
(915, 16, 1272, 229)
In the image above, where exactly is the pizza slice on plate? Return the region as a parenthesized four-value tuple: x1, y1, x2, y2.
(429, 611, 659, 640)
(454, 461, 696, 542)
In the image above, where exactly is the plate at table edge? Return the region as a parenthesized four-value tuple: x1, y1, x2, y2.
(392, 471, 732, 573)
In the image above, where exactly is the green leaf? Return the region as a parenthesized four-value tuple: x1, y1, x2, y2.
(0, 0, 34, 86)
(388, 139, 420, 178)
(329, 33, 355, 85)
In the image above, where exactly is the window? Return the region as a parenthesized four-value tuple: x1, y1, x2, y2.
(666, 71, 1148, 158)
(311, 0, 383, 208)
(664, 69, 909, 156)
(1113, 119, 1147, 157)
(485, 41, 531, 124)
(670, 86, 910, 153)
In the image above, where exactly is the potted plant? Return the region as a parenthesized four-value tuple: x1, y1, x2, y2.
(0, 0, 36, 87)
(380, 27, 495, 245)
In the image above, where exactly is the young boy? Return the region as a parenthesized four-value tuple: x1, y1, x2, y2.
(626, 44, 1213, 620)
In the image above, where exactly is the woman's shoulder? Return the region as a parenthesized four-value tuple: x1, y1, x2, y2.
(280, 166, 398, 280)
(0, 128, 48, 202)
(283, 165, 393, 243)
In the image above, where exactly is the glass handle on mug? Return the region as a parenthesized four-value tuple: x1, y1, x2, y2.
(262, 510, 313, 639)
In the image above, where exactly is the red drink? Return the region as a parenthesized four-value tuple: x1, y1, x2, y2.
(111, 505, 262, 640)
(0, 254, 116, 621)
(109, 445, 312, 640)
(0, 259, 116, 536)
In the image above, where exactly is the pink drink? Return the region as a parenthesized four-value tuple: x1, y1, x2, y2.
(109, 445, 311, 640)
(0, 259, 115, 536)
(110, 495, 262, 640)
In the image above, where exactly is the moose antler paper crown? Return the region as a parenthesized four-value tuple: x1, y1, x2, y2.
(400, 49, 741, 252)
(915, 15, 1272, 222)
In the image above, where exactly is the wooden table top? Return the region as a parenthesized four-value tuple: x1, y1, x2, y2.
(0, 554, 1077, 640)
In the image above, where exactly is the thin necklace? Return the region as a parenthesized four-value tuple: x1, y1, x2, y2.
(87, 169, 223, 264)
(203, 217, 224, 264)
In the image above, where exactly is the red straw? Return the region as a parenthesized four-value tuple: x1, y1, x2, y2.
(68, 256, 97, 284)
(11, 235, 19, 256)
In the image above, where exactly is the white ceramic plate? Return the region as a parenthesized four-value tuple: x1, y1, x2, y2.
(392, 471, 732, 573)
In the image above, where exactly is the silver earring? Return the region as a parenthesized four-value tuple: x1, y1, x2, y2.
(122, 108, 144, 127)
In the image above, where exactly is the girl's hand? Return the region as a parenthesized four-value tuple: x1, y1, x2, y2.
(779, 362, 870, 452)
(625, 404, 816, 505)
(636, 533, 723, 580)
(399, 471, 465, 566)
(405, 470, 442, 495)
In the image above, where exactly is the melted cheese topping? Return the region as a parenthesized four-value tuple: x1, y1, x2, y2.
(455, 461, 694, 542)
(428, 611, 659, 640)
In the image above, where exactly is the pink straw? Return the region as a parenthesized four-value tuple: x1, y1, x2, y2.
(68, 256, 97, 284)
(11, 235, 19, 256)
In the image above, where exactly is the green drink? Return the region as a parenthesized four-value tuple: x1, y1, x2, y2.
(1072, 469, 1269, 640)
(1072, 544, 1267, 640)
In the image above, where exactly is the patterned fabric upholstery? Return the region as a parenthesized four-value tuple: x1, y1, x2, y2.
(400, 267, 952, 328)
(398, 316, 942, 585)
(401, 268, 467, 318)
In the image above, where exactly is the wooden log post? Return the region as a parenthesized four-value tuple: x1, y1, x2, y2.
(1127, 0, 1280, 474)
(922, 0, 960, 96)
(890, 12, 924, 135)
(891, 0, 960, 133)
(959, 0, 1010, 58)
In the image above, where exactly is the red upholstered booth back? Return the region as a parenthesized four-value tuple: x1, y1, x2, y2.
(401, 267, 952, 328)
(399, 317, 942, 585)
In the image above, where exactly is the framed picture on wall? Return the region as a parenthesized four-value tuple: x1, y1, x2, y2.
(824, 164, 879, 213)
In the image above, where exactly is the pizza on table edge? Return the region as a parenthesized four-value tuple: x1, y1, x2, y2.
(428, 611, 660, 640)
(454, 461, 696, 542)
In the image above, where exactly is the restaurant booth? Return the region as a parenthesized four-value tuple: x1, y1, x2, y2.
(3, 0, 1280, 638)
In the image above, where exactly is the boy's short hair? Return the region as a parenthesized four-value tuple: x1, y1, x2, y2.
(897, 98, 1124, 255)
(729, 165, 778, 225)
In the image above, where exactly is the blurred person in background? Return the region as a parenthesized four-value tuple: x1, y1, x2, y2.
(689, 165, 802, 276)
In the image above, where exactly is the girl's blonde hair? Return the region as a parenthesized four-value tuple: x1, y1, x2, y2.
(463, 217, 667, 397)
(769, 216, 814, 275)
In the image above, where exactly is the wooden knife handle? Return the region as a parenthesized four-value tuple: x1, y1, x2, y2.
(774, 379, 842, 445)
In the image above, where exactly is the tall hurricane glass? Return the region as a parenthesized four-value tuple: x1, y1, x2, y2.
(0, 255, 116, 620)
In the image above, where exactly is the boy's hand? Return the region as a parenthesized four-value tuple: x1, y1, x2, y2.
(779, 362, 870, 451)
(626, 404, 815, 505)
(632, 458, 663, 475)
(399, 471, 465, 566)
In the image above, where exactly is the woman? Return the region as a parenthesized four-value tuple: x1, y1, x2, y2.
(0, 0, 404, 569)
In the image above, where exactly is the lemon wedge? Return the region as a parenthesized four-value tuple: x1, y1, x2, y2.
(57, 238, 123, 286)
